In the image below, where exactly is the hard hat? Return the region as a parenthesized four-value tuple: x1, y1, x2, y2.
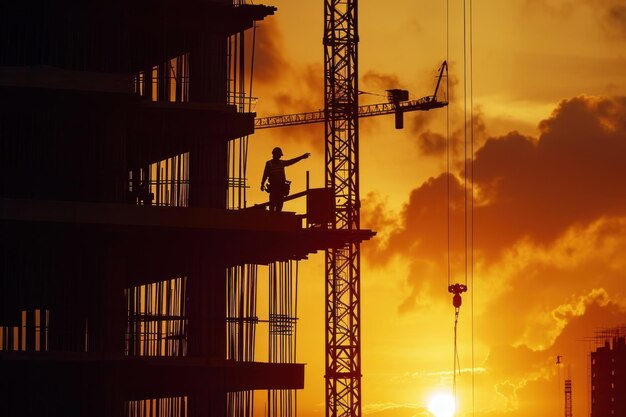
(272, 147, 283, 157)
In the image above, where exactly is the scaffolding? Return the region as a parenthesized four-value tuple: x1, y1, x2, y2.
(590, 326, 626, 347)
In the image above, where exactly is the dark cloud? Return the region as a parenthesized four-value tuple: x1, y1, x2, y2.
(362, 173, 469, 311)
(368, 95, 626, 261)
(414, 110, 487, 158)
(251, 19, 291, 84)
(406, 64, 484, 158)
(476, 96, 626, 252)
(270, 63, 323, 115)
(606, 4, 626, 37)
(363, 173, 465, 266)
(579, 0, 626, 39)
(252, 20, 325, 149)
(361, 193, 398, 240)
(361, 71, 401, 92)
(362, 95, 626, 313)
(416, 131, 447, 156)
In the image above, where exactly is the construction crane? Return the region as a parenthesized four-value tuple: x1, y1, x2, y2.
(322, 2, 362, 417)
(253, 4, 447, 417)
(255, 61, 448, 130)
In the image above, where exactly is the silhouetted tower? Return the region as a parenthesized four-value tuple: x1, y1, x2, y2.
(324, 1, 361, 417)
(564, 379, 572, 417)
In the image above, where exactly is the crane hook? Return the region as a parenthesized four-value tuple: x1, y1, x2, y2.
(448, 283, 468, 310)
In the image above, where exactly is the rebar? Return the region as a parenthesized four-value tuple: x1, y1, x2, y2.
(268, 261, 299, 417)
(125, 277, 187, 358)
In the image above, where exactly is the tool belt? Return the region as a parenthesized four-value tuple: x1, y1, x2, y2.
(267, 180, 291, 197)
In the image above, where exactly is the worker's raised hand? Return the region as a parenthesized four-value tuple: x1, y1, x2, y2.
(303, 152, 311, 159)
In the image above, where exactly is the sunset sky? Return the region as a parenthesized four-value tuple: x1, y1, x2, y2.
(245, 1, 626, 416)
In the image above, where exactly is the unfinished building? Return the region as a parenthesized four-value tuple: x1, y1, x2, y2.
(590, 327, 626, 417)
(0, 1, 374, 416)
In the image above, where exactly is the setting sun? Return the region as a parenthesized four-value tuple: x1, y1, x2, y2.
(428, 393, 456, 417)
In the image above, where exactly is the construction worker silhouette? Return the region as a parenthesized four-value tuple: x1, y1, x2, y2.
(261, 147, 310, 212)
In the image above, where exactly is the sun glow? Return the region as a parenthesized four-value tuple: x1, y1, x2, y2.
(427, 393, 456, 417)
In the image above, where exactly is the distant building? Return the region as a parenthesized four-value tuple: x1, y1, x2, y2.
(590, 328, 626, 417)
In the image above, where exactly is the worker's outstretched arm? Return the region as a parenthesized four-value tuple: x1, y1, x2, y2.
(283, 152, 311, 167)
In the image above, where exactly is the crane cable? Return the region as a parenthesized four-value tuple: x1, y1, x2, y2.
(470, 0, 475, 414)
(446, 0, 474, 415)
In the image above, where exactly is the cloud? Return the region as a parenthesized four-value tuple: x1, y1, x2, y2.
(414, 109, 487, 158)
(477, 218, 626, 349)
(472, 297, 626, 417)
(584, 0, 626, 38)
(475, 96, 626, 252)
(361, 192, 400, 249)
(361, 71, 401, 92)
(252, 19, 291, 84)
(415, 131, 447, 156)
(607, 4, 626, 37)
(494, 380, 518, 410)
(362, 96, 626, 325)
(392, 367, 487, 383)
(551, 288, 610, 326)
(362, 403, 431, 417)
(522, 0, 576, 17)
(251, 19, 325, 149)
(404, 64, 461, 144)
(367, 95, 626, 262)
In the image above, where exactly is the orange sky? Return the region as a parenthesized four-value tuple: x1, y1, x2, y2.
(245, 1, 626, 416)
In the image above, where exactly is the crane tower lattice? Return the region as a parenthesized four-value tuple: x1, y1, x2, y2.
(324, 1, 361, 417)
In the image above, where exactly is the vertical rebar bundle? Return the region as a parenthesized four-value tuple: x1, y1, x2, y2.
(226, 264, 258, 362)
(126, 396, 188, 417)
(130, 153, 190, 208)
(226, 22, 254, 210)
(226, 264, 259, 417)
(124, 278, 188, 416)
(268, 261, 299, 417)
(126, 277, 188, 357)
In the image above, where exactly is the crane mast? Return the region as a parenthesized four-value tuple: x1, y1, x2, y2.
(324, 1, 361, 417)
